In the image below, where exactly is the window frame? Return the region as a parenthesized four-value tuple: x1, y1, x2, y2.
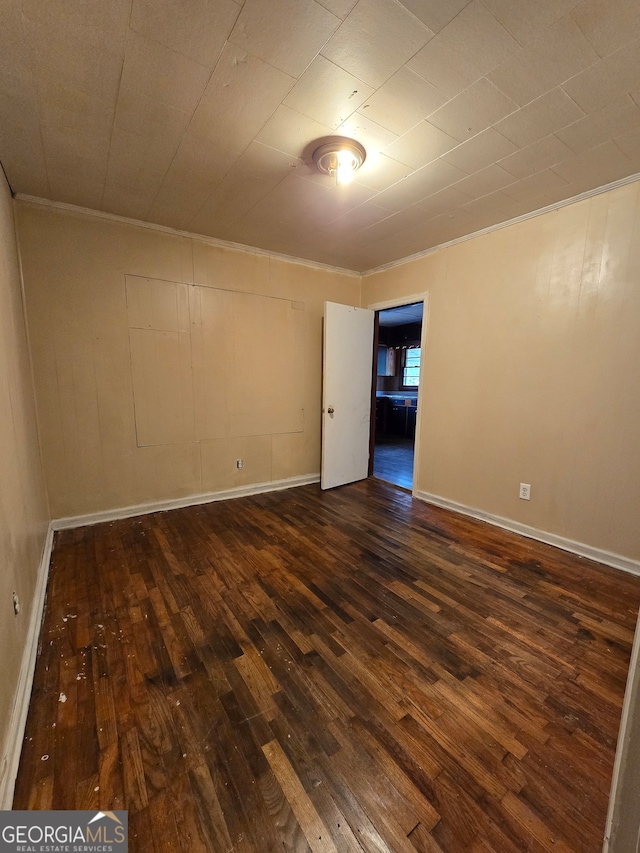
(401, 346, 421, 389)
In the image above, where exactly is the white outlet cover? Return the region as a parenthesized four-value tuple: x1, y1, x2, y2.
(519, 483, 531, 500)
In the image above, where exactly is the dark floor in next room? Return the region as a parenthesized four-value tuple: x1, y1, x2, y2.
(374, 436, 415, 489)
(13, 478, 640, 852)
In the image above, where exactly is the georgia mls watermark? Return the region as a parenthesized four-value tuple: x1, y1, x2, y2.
(0, 811, 128, 853)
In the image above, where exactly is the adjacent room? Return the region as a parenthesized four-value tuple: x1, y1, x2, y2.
(1, 1, 640, 851)
(373, 301, 424, 490)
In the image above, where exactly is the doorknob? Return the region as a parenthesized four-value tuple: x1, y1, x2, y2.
(327, 407, 335, 414)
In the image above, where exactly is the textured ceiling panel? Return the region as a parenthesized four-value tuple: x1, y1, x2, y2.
(487, 16, 599, 106)
(440, 126, 516, 173)
(231, 0, 340, 78)
(396, 0, 473, 35)
(283, 56, 374, 129)
(1, 0, 640, 272)
(406, 0, 518, 98)
(360, 67, 447, 136)
(428, 77, 518, 142)
(572, 0, 640, 57)
(320, 0, 433, 88)
(129, 0, 241, 69)
(385, 121, 458, 170)
(498, 135, 574, 180)
(481, 0, 580, 46)
(494, 88, 585, 148)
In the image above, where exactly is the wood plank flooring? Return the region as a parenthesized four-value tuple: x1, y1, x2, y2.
(13, 479, 640, 852)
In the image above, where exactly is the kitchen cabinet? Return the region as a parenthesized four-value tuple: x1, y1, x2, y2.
(375, 396, 390, 433)
(377, 345, 395, 377)
(377, 397, 417, 439)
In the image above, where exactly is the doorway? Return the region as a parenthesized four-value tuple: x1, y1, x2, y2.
(371, 301, 423, 490)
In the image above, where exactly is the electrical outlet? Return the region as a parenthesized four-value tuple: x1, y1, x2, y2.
(12, 592, 20, 616)
(236, 459, 243, 470)
(519, 483, 531, 500)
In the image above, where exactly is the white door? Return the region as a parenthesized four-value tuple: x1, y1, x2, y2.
(321, 301, 375, 490)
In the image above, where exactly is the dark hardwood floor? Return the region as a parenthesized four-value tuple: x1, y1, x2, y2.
(13, 479, 640, 852)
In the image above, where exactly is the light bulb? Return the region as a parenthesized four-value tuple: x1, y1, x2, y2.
(311, 137, 366, 184)
(336, 149, 357, 185)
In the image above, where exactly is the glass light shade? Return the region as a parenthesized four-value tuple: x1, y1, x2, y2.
(312, 138, 366, 186)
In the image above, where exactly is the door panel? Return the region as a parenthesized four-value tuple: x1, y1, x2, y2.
(321, 302, 375, 490)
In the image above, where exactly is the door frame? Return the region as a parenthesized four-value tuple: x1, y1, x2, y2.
(604, 607, 640, 851)
(365, 292, 429, 496)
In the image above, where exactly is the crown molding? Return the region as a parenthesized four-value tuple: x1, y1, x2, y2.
(362, 171, 640, 277)
(13, 195, 360, 278)
(16, 171, 640, 281)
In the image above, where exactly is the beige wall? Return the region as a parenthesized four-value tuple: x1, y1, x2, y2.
(16, 202, 360, 519)
(13, 180, 640, 562)
(364, 181, 640, 562)
(0, 176, 49, 791)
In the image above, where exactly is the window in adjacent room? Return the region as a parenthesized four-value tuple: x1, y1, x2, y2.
(402, 347, 421, 387)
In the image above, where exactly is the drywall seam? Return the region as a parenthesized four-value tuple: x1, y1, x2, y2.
(125, 271, 300, 304)
(0, 523, 54, 810)
(52, 474, 320, 530)
(13, 196, 360, 278)
(414, 490, 640, 576)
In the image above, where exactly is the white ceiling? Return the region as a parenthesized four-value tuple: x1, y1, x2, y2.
(2, 0, 640, 273)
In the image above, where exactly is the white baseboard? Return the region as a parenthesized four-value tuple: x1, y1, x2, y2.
(52, 474, 321, 531)
(0, 523, 54, 810)
(414, 490, 640, 576)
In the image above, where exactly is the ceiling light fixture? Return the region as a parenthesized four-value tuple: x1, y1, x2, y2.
(312, 137, 366, 186)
